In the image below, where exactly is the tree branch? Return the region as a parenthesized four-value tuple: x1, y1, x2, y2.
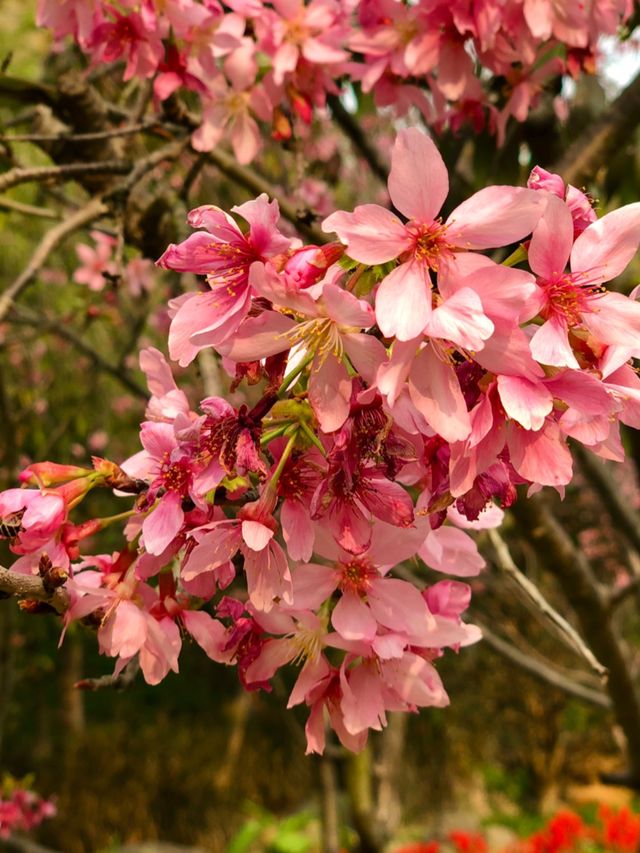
(0, 121, 159, 143)
(510, 494, 640, 783)
(0, 161, 131, 193)
(487, 528, 607, 680)
(573, 443, 640, 557)
(0, 566, 68, 614)
(0, 197, 59, 218)
(477, 620, 612, 709)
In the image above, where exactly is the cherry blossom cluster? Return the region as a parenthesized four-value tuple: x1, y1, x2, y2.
(0, 784, 56, 839)
(3, 128, 640, 754)
(37, 0, 633, 161)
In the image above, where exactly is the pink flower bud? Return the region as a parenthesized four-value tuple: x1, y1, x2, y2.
(284, 243, 344, 288)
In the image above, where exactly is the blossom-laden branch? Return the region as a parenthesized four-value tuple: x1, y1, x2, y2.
(34, 0, 633, 160)
(3, 127, 640, 759)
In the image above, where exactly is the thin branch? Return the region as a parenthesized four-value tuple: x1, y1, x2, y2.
(0, 197, 108, 322)
(0, 197, 59, 218)
(10, 307, 147, 400)
(74, 658, 140, 691)
(0, 160, 131, 193)
(510, 494, 640, 781)
(104, 138, 187, 199)
(477, 620, 612, 709)
(0, 566, 68, 614)
(318, 751, 341, 853)
(555, 69, 640, 186)
(0, 121, 159, 143)
(487, 528, 608, 681)
(327, 94, 389, 185)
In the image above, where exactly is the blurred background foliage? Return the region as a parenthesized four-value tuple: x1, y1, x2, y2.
(2, 2, 640, 852)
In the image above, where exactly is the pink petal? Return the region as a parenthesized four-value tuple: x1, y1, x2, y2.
(281, 500, 315, 562)
(408, 346, 471, 442)
(343, 334, 387, 385)
(245, 638, 295, 684)
(571, 202, 640, 283)
(241, 519, 274, 551)
(529, 316, 579, 368)
(496, 375, 553, 431)
(291, 563, 337, 609)
(582, 291, 640, 348)
(507, 420, 573, 486)
(215, 311, 295, 362)
(388, 127, 448, 222)
(331, 592, 377, 641)
(308, 355, 352, 433)
(182, 610, 232, 662)
(244, 541, 293, 612)
(438, 254, 538, 324)
(322, 284, 374, 328)
(528, 193, 574, 279)
(381, 653, 449, 707)
(368, 577, 436, 640)
(447, 187, 545, 249)
(143, 492, 184, 556)
(426, 287, 494, 351)
(375, 260, 432, 341)
(322, 205, 411, 265)
(419, 527, 485, 577)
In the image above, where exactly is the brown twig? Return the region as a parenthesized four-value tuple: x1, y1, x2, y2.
(74, 658, 140, 691)
(0, 566, 68, 614)
(573, 443, 640, 558)
(487, 528, 608, 680)
(478, 621, 612, 709)
(510, 493, 640, 783)
(0, 121, 159, 143)
(0, 197, 59, 218)
(206, 146, 327, 243)
(0, 160, 131, 193)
